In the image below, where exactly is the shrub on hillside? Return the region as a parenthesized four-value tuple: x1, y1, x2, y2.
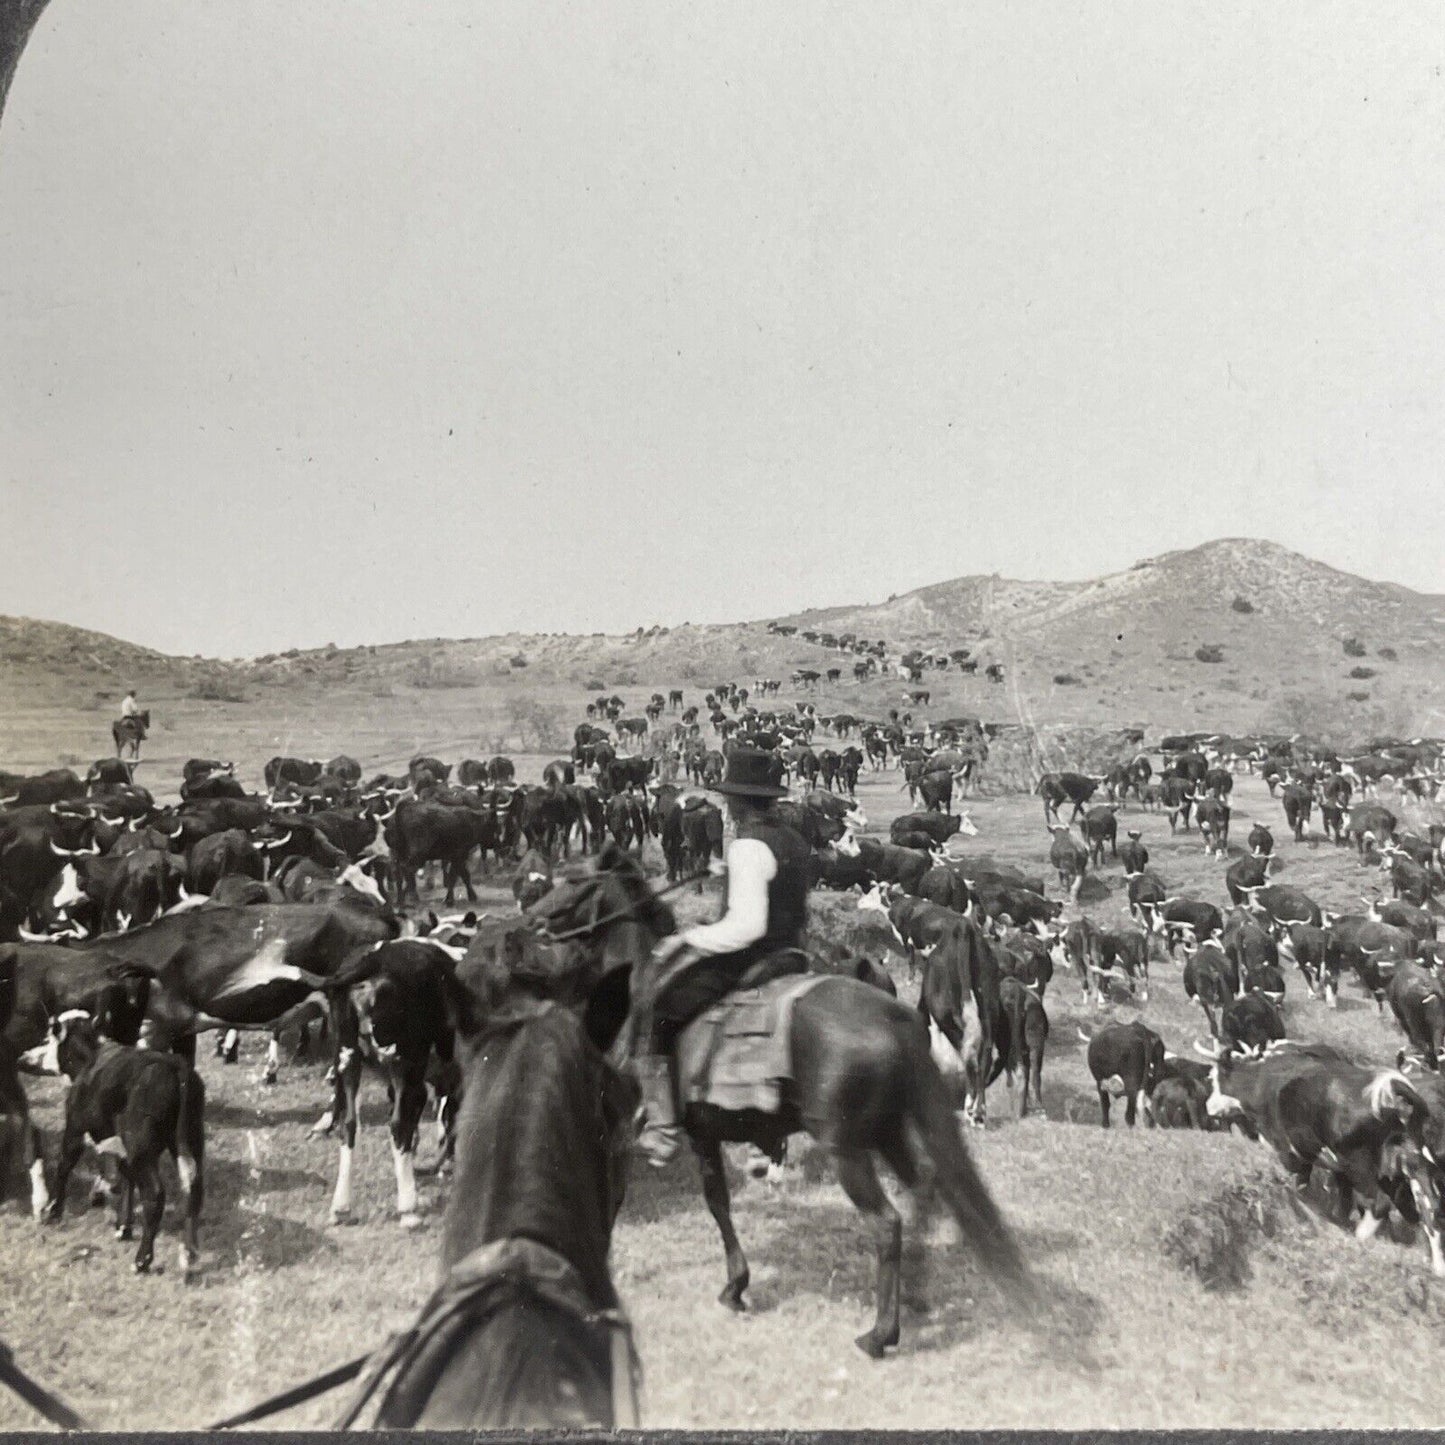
(509, 653, 528, 669)
(1347, 690, 1370, 702)
(585, 678, 606, 691)
(1377, 647, 1398, 662)
(1343, 637, 1366, 658)
(1195, 644, 1225, 664)
(1162, 1179, 1284, 1292)
(1348, 665, 1376, 680)
(188, 680, 247, 703)
(1230, 595, 1254, 614)
(1053, 673, 1082, 686)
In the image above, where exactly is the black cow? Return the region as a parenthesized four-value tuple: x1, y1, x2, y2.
(1280, 782, 1313, 843)
(1037, 772, 1097, 825)
(1194, 797, 1231, 859)
(188, 829, 263, 895)
(409, 756, 453, 788)
(0, 770, 85, 807)
(988, 976, 1048, 1119)
(85, 759, 133, 794)
(265, 757, 325, 790)
(1082, 1021, 1165, 1127)
(45, 1014, 204, 1276)
(889, 812, 968, 847)
(1201, 1044, 1444, 1270)
(1159, 776, 1194, 833)
(1081, 805, 1118, 867)
(390, 801, 497, 905)
(1277, 922, 1333, 1004)
(854, 839, 930, 895)
(1118, 831, 1149, 877)
(916, 916, 999, 1126)
(1219, 992, 1285, 1054)
(1387, 961, 1445, 1071)
(1246, 884, 1323, 931)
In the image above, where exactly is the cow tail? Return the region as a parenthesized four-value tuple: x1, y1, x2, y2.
(903, 1027, 1032, 1299)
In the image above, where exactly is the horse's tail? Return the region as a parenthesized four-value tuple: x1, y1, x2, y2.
(904, 1030, 1032, 1298)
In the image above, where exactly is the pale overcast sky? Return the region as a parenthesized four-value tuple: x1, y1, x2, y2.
(2, 2, 1442, 656)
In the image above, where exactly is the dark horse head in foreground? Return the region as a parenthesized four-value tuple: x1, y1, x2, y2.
(337, 880, 648, 1429)
(524, 845, 1035, 1359)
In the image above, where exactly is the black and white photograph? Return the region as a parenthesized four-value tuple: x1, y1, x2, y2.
(2, 0, 1444, 1430)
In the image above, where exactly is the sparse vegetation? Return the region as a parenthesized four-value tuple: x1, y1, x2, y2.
(1343, 637, 1367, 658)
(1378, 647, 1398, 661)
(1053, 673, 1082, 686)
(1231, 595, 1254, 614)
(1348, 666, 1376, 680)
(1195, 644, 1225, 664)
(509, 653, 529, 669)
(1161, 1177, 1285, 1292)
(1347, 690, 1371, 702)
(187, 680, 247, 703)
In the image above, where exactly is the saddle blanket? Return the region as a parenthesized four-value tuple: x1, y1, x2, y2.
(676, 972, 828, 1115)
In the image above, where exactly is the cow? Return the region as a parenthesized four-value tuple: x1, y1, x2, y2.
(969, 883, 1061, 933)
(1204, 766, 1234, 801)
(85, 759, 134, 795)
(1037, 772, 1097, 825)
(1280, 782, 1313, 843)
(43, 1012, 204, 1277)
(1184, 936, 1242, 1040)
(1327, 916, 1415, 1009)
(1126, 870, 1168, 931)
(1246, 884, 1323, 932)
(1200, 1042, 1445, 1272)
(917, 769, 956, 815)
(1082, 1021, 1164, 1128)
(187, 829, 264, 895)
(1277, 922, 1333, 1004)
(1346, 802, 1398, 858)
(1080, 805, 1118, 867)
(857, 885, 965, 984)
(1248, 822, 1274, 860)
(265, 757, 326, 791)
(1158, 776, 1194, 833)
(1164, 899, 1225, 958)
(1218, 991, 1285, 1054)
(853, 839, 931, 896)
(389, 800, 498, 905)
(1093, 928, 1150, 1005)
(0, 770, 85, 808)
(888, 812, 976, 849)
(1224, 854, 1269, 907)
(988, 976, 1048, 1119)
(1048, 827, 1088, 900)
(1118, 830, 1149, 877)
(1387, 961, 1445, 1072)
(916, 915, 999, 1126)
(1194, 797, 1230, 859)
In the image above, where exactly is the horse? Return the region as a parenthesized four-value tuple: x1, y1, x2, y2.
(112, 711, 149, 762)
(334, 915, 641, 1429)
(527, 845, 1033, 1358)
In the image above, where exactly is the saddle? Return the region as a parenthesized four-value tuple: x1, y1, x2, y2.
(675, 956, 827, 1116)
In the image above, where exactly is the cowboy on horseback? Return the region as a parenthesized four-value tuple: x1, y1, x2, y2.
(634, 747, 812, 1167)
(119, 688, 139, 720)
(112, 688, 149, 763)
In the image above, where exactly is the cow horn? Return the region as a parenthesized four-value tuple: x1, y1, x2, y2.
(48, 840, 77, 858)
(99, 814, 126, 828)
(17, 925, 47, 942)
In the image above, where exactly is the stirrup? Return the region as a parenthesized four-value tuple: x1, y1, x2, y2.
(637, 1123, 684, 1168)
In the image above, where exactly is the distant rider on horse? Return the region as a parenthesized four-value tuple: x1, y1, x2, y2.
(635, 747, 812, 1167)
(119, 688, 139, 721)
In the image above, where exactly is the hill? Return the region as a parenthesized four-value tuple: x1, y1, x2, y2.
(1, 538, 1442, 774)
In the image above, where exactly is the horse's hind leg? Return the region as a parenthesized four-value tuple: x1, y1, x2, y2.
(693, 1136, 749, 1311)
(835, 1148, 902, 1358)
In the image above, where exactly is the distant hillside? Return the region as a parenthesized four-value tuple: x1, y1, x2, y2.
(2, 540, 1443, 765)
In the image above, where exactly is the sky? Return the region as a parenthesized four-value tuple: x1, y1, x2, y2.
(2, 2, 1443, 658)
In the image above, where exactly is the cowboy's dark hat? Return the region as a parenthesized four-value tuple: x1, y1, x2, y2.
(711, 747, 789, 799)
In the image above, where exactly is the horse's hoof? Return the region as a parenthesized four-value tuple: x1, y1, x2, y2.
(854, 1331, 888, 1359)
(115, 1226, 133, 1242)
(718, 1287, 747, 1313)
(134, 1258, 154, 1275)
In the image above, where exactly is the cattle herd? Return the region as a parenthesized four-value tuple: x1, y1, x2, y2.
(2, 678, 1445, 1418)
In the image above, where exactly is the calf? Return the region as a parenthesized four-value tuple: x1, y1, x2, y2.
(44, 1013, 204, 1276)
(1182, 942, 1240, 1037)
(317, 940, 458, 1226)
(1082, 1020, 1164, 1128)
(1219, 991, 1285, 1054)
(1248, 822, 1274, 860)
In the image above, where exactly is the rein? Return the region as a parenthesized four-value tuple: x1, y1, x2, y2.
(531, 871, 698, 943)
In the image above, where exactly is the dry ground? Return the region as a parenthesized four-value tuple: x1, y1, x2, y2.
(1, 723, 1444, 1428)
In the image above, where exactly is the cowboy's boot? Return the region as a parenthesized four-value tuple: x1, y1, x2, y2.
(635, 1054, 683, 1168)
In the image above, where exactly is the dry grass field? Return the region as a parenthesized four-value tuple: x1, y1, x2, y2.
(1, 715, 1444, 1429)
